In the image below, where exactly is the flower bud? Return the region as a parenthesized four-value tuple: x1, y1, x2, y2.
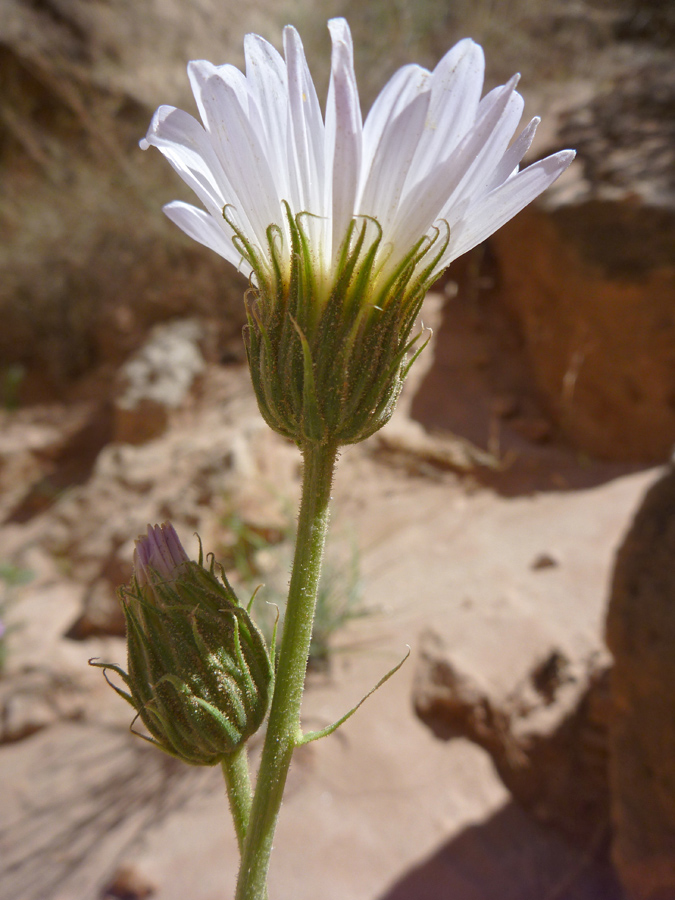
(93, 524, 274, 766)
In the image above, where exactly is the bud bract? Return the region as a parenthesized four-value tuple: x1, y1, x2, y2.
(93, 524, 274, 766)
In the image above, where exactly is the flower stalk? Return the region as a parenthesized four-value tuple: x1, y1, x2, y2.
(221, 746, 254, 854)
(235, 441, 338, 900)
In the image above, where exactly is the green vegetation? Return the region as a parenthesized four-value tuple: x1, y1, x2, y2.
(0, 561, 33, 673)
(1, 364, 25, 410)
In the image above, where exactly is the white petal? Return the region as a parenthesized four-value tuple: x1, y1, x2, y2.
(429, 39, 485, 151)
(386, 162, 455, 253)
(447, 80, 524, 210)
(142, 106, 230, 213)
(484, 116, 539, 193)
(164, 200, 252, 275)
(244, 34, 290, 201)
(197, 72, 282, 249)
(325, 18, 362, 260)
(360, 63, 431, 195)
(283, 24, 326, 222)
(188, 60, 265, 155)
(187, 60, 221, 126)
(187, 63, 282, 243)
(384, 76, 523, 256)
(386, 78, 521, 251)
(358, 91, 430, 241)
(408, 39, 485, 186)
(438, 150, 575, 269)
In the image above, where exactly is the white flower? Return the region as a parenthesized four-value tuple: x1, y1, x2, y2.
(141, 18, 574, 447)
(141, 17, 573, 290)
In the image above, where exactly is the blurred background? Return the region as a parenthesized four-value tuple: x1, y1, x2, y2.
(1, 1, 674, 899)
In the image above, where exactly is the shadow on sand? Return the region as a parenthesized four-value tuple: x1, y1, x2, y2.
(378, 800, 624, 900)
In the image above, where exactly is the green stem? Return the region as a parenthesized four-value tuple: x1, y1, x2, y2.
(234, 441, 338, 900)
(221, 745, 253, 854)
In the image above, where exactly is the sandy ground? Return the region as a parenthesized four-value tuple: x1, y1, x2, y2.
(0, 421, 654, 899)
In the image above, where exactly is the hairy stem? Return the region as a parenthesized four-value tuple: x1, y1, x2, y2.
(221, 745, 253, 854)
(234, 441, 338, 900)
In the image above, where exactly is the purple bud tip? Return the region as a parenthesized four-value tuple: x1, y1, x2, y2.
(133, 522, 190, 584)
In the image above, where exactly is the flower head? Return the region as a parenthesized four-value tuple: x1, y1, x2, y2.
(93, 524, 274, 766)
(142, 19, 573, 445)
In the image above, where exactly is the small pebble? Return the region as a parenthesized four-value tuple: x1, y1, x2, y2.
(531, 553, 559, 570)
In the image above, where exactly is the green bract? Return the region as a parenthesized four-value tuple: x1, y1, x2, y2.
(93, 525, 274, 766)
(239, 205, 447, 446)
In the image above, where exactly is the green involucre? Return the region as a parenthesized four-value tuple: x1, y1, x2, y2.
(94, 557, 274, 766)
(233, 205, 448, 447)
